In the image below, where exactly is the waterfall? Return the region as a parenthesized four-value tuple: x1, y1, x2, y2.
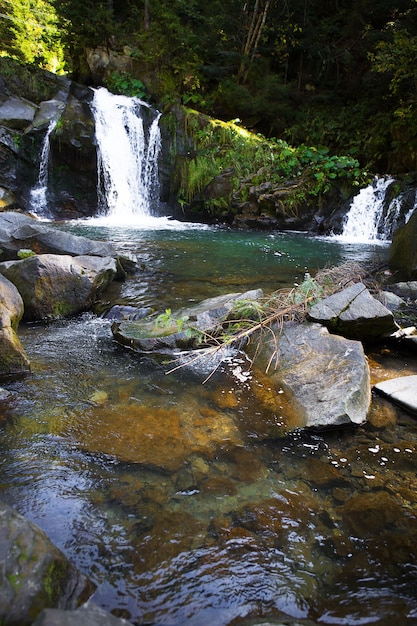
(29, 120, 57, 217)
(91, 88, 161, 224)
(340, 176, 394, 242)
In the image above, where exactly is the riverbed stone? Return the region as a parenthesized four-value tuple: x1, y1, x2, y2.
(252, 322, 371, 430)
(0, 273, 30, 379)
(373, 375, 417, 415)
(0, 500, 94, 626)
(308, 282, 397, 340)
(32, 602, 134, 626)
(0, 253, 117, 320)
(71, 398, 242, 472)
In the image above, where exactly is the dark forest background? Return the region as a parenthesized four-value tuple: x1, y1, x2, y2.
(1, 0, 417, 173)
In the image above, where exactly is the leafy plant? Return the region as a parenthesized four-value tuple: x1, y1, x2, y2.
(17, 248, 36, 259)
(106, 71, 147, 99)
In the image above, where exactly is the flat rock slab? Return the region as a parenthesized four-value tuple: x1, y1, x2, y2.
(308, 282, 397, 340)
(374, 375, 417, 415)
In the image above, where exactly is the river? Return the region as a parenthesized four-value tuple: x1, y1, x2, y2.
(1, 221, 417, 626)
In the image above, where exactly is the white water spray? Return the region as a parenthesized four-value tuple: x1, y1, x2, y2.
(91, 88, 161, 224)
(339, 177, 394, 243)
(30, 120, 57, 216)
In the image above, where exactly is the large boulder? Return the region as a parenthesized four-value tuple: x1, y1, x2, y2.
(390, 210, 417, 279)
(0, 274, 30, 379)
(252, 322, 371, 430)
(0, 212, 115, 260)
(0, 500, 94, 626)
(0, 254, 117, 321)
(308, 282, 397, 340)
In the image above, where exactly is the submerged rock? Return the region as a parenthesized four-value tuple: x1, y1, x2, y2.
(253, 322, 371, 430)
(0, 273, 30, 379)
(32, 602, 133, 626)
(0, 500, 94, 626)
(0, 254, 117, 321)
(308, 282, 397, 340)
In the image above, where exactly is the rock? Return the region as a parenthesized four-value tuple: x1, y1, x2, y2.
(308, 282, 397, 340)
(0, 254, 117, 321)
(112, 289, 263, 356)
(390, 210, 417, 279)
(252, 322, 371, 430)
(374, 290, 406, 312)
(0, 500, 94, 626)
(385, 280, 417, 301)
(32, 602, 133, 626)
(70, 400, 242, 472)
(0, 96, 37, 130)
(0, 212, 116, 259)
(373, 375, 417, 415)
(0, 274, 30, 379)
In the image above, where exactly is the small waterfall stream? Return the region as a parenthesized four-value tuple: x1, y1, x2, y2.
(91, 88, 162, 223)
(340, 176, 417, 242)
(29, 120, 57, 216)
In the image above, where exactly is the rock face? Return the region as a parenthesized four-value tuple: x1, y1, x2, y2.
(253, 322, 371, 430)
(0, 274, 30, 379)
(0, 254, 117, 321)
(0, 500, 94, 626)
(308, 282, 397, 340)
(390, 210, 417, 279)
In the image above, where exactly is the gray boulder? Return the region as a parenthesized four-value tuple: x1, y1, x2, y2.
(308, 282, 397, 340)
(0, 254, 117, 321)
(0, 96, 37, 130)
(253, 322, 371, 430)
(32, 602, 133, 626)
(0, 273, 30, 379)
(0, 500, 94, 626)
(0, 212, 115, 259)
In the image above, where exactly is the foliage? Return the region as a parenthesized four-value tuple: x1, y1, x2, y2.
(0, 0, 65, 72)
(106, 71, 146, 98)
(17, 249, 36, 259)
(176, 109, 368, 215)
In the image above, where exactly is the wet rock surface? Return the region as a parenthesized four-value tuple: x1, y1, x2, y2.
(0, 254, 117, 321)
(0, 500, 94, 626)
(252, 322, 371, 430)
(0, 273, 30, 378)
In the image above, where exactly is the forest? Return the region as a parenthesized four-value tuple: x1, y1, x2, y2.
(1, 0, 417, 174)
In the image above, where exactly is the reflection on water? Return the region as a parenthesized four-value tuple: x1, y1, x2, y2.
(1, 226, 417, 625)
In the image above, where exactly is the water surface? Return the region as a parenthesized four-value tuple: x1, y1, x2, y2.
(1, 224, 416, 626)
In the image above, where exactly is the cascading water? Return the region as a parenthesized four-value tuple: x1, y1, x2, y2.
(339, 176, 395, 242)
(91, 88, 161, 224)
(29, 120, 57, 216)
